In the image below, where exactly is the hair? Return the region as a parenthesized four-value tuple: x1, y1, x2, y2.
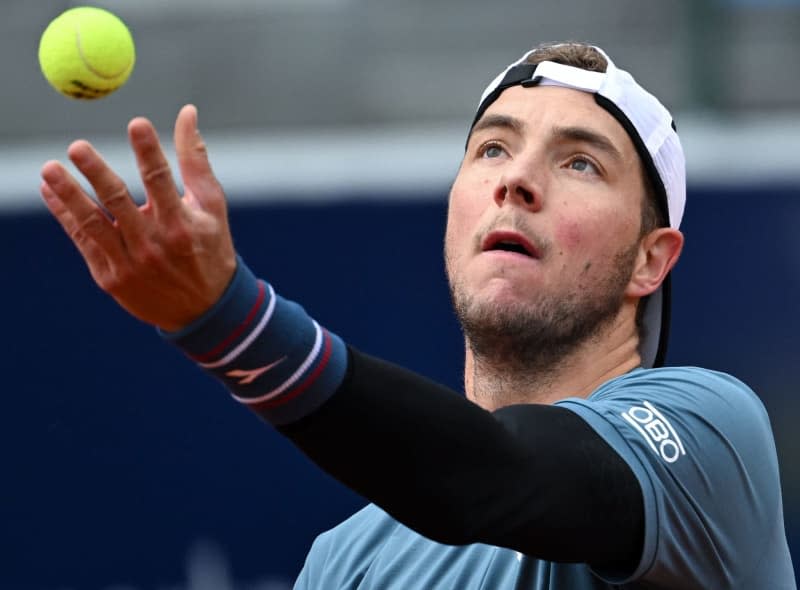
(523, 42, 667, 329)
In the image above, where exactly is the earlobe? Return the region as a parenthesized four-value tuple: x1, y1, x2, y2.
(626, 228, 684, 298)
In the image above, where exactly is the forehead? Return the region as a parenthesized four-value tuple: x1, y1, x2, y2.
(477, 85, 638, 160)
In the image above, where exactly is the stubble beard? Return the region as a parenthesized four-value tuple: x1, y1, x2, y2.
(448, 243, 640, 382)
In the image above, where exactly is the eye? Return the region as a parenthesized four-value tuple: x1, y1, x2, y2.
(567, 156, 600, 175)
(479, 142, 507, 159)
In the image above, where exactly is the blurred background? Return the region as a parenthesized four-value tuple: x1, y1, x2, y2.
(1, 0, 798, 587)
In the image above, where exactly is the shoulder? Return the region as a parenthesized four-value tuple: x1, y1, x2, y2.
(557, 367, 791, 587)
(558, 366, 777, 477)
(296, 504, 399, 586)
(310, 503, 398, 554)
(562, 366, 770, 441)
(594, 365, 761, 407)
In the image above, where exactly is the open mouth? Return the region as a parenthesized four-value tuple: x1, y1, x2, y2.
(482, 231, 539, 258)
(491, 241, 532, 256)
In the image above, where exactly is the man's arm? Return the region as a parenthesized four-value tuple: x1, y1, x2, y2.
(40, 106, 644, 570)
(280, 347, 644, 567)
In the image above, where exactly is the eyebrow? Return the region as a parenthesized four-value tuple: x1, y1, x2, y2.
(551, 125, 624, 163)
(469, 114, 526, 141)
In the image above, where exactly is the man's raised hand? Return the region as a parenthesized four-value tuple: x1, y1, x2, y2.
(40, 104, 237, 332)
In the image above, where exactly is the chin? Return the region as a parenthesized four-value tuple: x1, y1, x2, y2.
(477, 277, 538, 305)
(462, 288, 537, 323)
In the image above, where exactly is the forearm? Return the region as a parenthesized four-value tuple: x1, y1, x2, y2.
(281, 348, 643, 566)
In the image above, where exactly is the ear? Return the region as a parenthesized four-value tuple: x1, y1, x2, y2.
(626, 228, 684, 298)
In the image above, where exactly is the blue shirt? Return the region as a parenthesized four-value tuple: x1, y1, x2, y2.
(294, 367, 796, 589)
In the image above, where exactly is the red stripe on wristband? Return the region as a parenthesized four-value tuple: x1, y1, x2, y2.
(191, 281, 267, 363)
(248, 329, 334, 411)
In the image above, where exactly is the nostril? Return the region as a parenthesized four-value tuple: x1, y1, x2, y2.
(518, 186, 534, 204)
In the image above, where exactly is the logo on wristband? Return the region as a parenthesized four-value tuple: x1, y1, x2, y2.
(226, 356, 287, 385)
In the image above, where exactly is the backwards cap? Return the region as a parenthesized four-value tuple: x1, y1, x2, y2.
(470, 44, 686, 368)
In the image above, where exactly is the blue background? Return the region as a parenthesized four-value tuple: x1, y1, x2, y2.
(2, 184, 798, 588)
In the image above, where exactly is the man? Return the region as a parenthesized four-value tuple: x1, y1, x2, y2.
(40, 42, 795, 588)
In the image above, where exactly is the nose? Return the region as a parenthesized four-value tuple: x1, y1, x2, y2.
(493, 167, 542, 212)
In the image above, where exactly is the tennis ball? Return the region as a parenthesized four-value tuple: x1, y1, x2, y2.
(38, 7, 135, 100)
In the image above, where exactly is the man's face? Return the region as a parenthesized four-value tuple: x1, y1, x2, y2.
(445, 84, 649, 368)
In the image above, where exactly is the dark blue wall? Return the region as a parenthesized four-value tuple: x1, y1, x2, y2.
(2, 184, 797, 588)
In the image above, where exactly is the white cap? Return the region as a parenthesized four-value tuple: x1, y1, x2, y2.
(471, 45, 686, 368)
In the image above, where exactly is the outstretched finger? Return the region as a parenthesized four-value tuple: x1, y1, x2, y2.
(174, 105, 226, 216)
(40, 160, 128, 262)
(67, 139, 148, 248)
(128, 116, 183, 222)
(40, 180, 113, 281)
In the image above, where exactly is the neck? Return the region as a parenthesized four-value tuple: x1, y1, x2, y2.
(464, 305, 642, 410)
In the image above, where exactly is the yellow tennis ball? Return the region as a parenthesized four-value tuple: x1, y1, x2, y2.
(38, 6, 135, 100)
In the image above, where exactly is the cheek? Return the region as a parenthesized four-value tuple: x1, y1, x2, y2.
(444, 194, 470, 263)
(446, 184, 483, 247)
(552, 207, 641, 280)
(443, 218, 457, 265)
(554, 218, 585, 252)
(552, 215, 615, 274)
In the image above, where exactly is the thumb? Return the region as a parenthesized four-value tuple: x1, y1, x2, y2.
(174, 104, 226, 215)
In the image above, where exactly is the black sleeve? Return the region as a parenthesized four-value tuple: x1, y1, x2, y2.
(276, 346, 644, 568)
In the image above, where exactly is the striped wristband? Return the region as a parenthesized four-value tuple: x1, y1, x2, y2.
(160, 257, 348, 425)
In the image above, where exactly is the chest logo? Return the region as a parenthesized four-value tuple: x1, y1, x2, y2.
(621, 401, 686, 463)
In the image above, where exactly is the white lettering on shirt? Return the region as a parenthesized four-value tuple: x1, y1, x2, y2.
(621, 401, 686, 463)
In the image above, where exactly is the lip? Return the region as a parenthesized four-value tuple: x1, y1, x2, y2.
(481, 230, 541, 259)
